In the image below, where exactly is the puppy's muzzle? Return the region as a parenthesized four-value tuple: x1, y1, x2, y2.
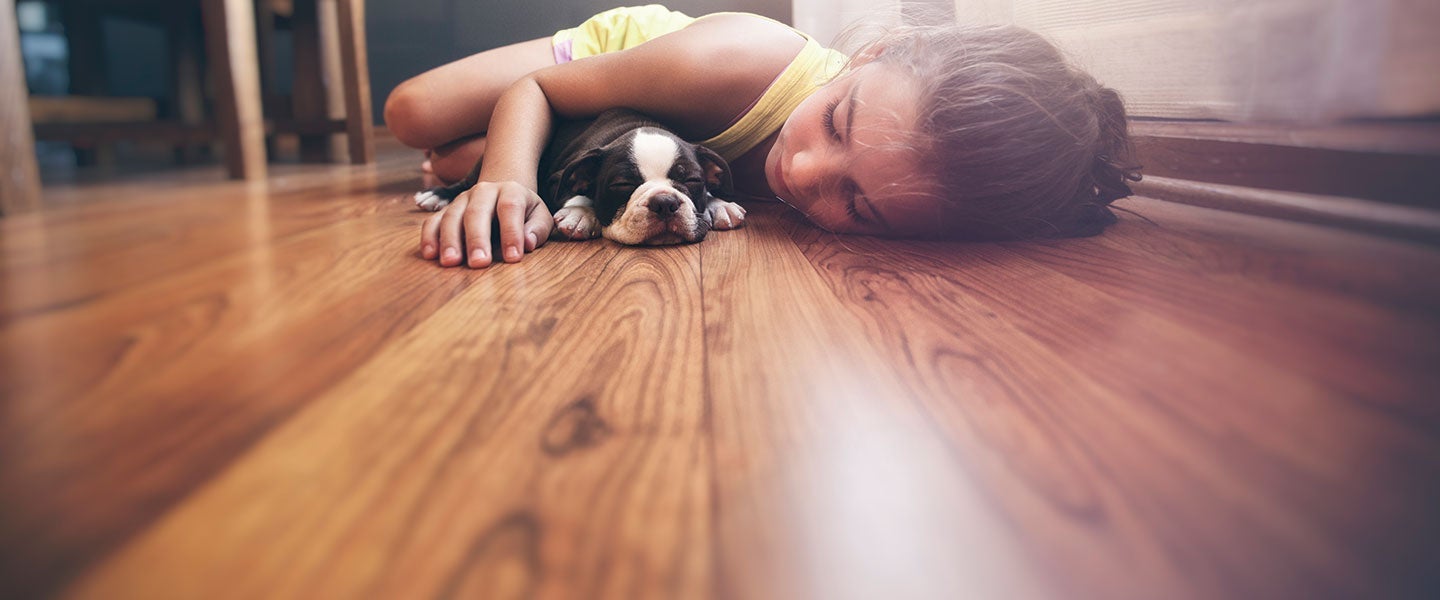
(648, 192, 682, 217)
(604, 181, 704, 245)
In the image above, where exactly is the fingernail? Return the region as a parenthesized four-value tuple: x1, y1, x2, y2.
(442, 247, 459, 262)
(526, 232, 538, 250)
(504, 245, 520, 261)
(422, 244, 435, 258)
(470, 249, 486, 264)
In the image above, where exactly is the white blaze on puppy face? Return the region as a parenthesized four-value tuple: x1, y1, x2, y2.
(603, 130, 704, 246)
(631, 130, 678, 182)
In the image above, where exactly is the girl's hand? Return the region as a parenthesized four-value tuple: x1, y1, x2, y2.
(420, 181, 555, 268)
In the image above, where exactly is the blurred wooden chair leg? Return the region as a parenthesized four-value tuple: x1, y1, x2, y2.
(335, 0, 373, 164)
(291, 0, 339, 162)
(201, 0, 267, 180)
(1, 0, 41, 216)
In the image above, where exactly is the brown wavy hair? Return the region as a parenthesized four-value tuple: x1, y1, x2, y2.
(844, 21, 1142, 240)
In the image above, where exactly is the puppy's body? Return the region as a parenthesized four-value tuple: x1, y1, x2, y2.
(415, 109, 745, 245)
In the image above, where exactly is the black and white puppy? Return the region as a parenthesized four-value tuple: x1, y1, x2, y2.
(414, 108, 745, 246)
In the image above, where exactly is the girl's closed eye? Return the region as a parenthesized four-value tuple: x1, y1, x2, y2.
(842, 182, 870, 224)
(822, 95, 866, 222)
(822, 96, 843, 141)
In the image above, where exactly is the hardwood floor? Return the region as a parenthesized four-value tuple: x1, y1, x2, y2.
(2, 136, 1438, 599)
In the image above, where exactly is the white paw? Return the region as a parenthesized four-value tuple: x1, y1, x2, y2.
(414, 191, 450, 212)
(706, 199, 746, 230)
(554, 205, 600, 240)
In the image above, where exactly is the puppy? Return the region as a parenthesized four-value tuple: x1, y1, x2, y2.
(414, 108, 746, 245)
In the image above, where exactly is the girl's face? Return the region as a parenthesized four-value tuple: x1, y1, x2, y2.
(766, 62, 941, 236)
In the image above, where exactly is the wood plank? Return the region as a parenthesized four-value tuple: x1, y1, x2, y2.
(270, 117, 348, 135)
(27, 96, 157, 124)
(700, 204, 1057, 599)
(1, 137, 1438, 597)
(201, 0, 268, 179)
(60, 242, 712, 599)
(0, 157, 412, 322)
(30, 119, 348, 146)
(783, 204, 1440, 597)
(33, 121, 218, 145)
(0, 197, 470, 597)
(0, 0, 41, 216)
(1023, 197, 1440, 418)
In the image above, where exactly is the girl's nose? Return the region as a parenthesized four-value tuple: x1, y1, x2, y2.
(790, 149, 832, 193)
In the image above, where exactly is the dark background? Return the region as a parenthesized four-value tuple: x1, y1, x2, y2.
(17, 0, 793, 126)
(370, 0, 792, 125)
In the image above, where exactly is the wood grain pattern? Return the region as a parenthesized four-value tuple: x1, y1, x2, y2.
(2, 136, 1438, 599)
(785, 207, 1440, 598)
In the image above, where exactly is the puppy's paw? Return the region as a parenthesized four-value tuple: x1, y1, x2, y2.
(414, 190, 451, 212)
(706, 199, 746, 230)
(554, 205, 600, 240)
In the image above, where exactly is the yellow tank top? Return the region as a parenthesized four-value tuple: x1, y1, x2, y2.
(552, 6, 848, 161)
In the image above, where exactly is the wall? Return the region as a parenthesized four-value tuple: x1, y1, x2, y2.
(951, 0, 1440, 122)
(790, 0, 899, 48)
(790, 0, 957, 48)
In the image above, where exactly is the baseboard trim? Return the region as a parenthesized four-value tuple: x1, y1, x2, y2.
(1131, 176, 1440, 245)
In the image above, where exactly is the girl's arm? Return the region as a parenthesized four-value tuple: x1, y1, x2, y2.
(420, 76, 555, 268)
(421, 14, 805, 268)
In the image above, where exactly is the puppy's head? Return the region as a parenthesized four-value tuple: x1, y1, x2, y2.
(558, 128, 732, 246)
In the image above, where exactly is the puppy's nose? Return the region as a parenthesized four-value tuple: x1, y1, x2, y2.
(648, 193, 681, 216)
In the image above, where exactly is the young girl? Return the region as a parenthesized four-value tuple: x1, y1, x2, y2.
(385, 5, 1141, 268)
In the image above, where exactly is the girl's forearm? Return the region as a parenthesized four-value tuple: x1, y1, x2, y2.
(476, 76, 553, 191)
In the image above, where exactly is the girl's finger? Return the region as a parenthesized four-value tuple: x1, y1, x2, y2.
(463, 189, 497, 268)
(494, 190, 529, 263)
(420, 209, 443, 259)
(523, 200, 554, 253)
(437, 193, 470, 267)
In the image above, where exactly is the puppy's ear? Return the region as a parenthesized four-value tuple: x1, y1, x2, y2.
(559, 149, 604, 196)
(695, 146, 734, 198)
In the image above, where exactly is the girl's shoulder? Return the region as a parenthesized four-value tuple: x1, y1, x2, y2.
(683, 12, 813, 64)
(532, 11, 813, 133)
(660, 12, 811, 99)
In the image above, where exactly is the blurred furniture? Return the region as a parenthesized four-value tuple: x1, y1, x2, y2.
(0, 0, 374, 217)
(1, 0, 42, 215)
